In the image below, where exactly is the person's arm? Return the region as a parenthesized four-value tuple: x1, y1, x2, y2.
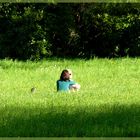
(71, 83, 80, 89)
(69, 81, 80, 91)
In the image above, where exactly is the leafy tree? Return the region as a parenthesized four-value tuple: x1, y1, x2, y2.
(0, 3, 140, 60)
(0, 3, 51, 60)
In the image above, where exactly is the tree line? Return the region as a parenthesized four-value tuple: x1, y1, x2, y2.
(0, 3, 140, 60)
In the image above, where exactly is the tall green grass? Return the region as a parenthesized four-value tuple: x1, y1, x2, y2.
(0, 58, 140, 136)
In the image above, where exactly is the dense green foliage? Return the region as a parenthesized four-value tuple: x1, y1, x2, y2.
(0, 3, 140, 60)
(0, 58, 140, 136)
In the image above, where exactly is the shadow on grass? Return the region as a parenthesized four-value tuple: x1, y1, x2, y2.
(0, 104, 140, 137)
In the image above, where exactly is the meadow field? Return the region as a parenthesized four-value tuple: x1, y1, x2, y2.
(0, 58, 140, 137)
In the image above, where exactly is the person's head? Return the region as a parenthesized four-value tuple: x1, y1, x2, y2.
(67, 69, 73, 79)
(60, 69, 70, 81)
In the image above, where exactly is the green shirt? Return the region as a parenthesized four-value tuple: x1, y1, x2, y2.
(57, 80, 76, 92)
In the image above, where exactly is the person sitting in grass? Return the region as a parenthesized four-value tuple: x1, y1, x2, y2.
(57, 69, 80, 92)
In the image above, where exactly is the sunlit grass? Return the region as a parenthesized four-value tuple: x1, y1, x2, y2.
(0, 58, 140, 136)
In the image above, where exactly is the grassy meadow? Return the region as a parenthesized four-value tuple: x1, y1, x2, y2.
(0, 58, 140, 137)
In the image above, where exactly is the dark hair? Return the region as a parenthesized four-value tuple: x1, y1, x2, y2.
(60, 69, 70, 81)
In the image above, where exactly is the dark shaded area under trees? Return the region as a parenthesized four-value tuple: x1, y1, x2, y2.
(0, 3, 140, 60)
